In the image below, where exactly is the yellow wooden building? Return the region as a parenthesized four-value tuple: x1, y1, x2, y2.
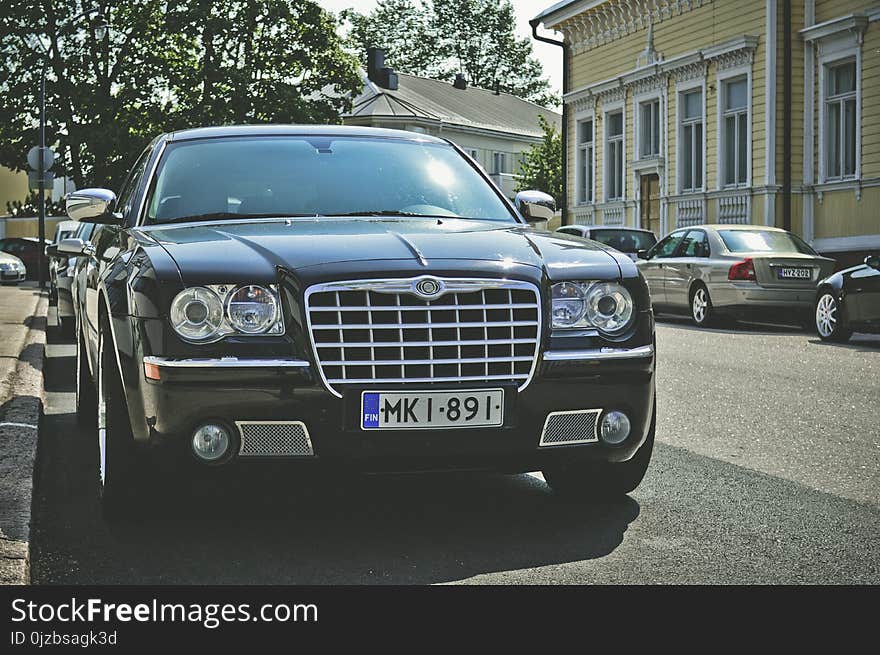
(533, 0, 880, 264)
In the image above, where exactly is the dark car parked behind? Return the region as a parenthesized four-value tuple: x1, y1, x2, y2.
(815, 254, 880, 341)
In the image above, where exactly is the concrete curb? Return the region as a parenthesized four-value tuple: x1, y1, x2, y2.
(0, 290, 47, 585)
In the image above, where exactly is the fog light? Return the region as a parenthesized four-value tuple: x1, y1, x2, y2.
(600, 411, 631, 445)
(192, 423, 231, 462)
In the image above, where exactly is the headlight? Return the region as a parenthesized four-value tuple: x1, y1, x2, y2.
(226, 285, 278, 334)
(170, 284, 284, 342)
(550, 281, 635, 334)
(170, 287, 224, 341)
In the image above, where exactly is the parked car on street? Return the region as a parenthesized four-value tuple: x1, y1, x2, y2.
(0, 251, 27, 284)
(65, 125, 657, 518)
(814, 254, 880, 342)
(0, 236, 51, 281)
(556, 225, 657, 260)
(49, 221, 97, 334)
(636, 224, 836, 327)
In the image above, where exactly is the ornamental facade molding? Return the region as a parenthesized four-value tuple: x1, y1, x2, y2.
(559, 0, 714, 55)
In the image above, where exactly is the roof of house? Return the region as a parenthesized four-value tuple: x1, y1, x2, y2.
(345, 72, 561, 140)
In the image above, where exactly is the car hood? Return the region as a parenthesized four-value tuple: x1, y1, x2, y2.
(136, 218, 625, 284)
(0, 252, 24, 265)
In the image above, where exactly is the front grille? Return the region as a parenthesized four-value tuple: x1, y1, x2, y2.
(236, 421, 314, 457)
(305, 277, 541, 397)
(540, 410, 601, 446)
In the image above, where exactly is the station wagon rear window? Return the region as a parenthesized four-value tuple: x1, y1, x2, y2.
(589, 230, 657, 252)
(145, 136, 517, 224)
(719, 230, 818, 255)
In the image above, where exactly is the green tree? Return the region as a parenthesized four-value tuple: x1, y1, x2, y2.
(515, 115, 562, 206)
(0, 0, 361, 190)
(343, 0, 556, 107)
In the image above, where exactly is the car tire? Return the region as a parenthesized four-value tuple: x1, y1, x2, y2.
(75, 323, 97, 427)
(690, 284, 714, 327)
(96, 314, 141, 521)
(815, 290, 852, 343)
(543, 402, 655, 500)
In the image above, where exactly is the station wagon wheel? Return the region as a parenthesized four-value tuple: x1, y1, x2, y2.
(690, 285, 714, 327)
(815, 291, 851, 343)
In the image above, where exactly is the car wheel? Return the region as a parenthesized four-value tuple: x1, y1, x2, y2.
(96, 314, 141, 520)
(543, 402, 655, 500)
(690, 284, 714, 327)
(75, 323, 96, 427)
(815, 291, 852, 343)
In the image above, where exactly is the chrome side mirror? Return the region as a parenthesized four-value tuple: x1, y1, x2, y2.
(65, 188, 120, 223)
(58, 238, 90, 256)
(637, 249, 649, 260)
(514, 190, 556, 223)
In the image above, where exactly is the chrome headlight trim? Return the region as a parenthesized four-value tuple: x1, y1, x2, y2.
(169, 284, 284, 343)
(550, 280, 635, 335)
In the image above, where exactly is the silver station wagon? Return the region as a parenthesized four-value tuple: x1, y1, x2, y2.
(636, 224, 835, 327)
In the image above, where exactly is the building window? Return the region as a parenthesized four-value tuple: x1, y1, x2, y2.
(824, 60, 857, 180)
(492, 152, 506, 175)
(638, 99, 661, 158)
(679, 89, 703, 192)
(466, 148, 478, 161)
(605, 110, 624, 200)
(577, 118, 594, 203)
(721, 77, 749, 186)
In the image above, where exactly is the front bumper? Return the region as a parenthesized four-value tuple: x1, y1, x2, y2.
(0, 269, 26, 283)
(134, 346, 655, 473)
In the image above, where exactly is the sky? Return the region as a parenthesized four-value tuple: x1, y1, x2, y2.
(316, 0, 564, 99)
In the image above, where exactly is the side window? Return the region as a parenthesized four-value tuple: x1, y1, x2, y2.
(558, 227, 581, 236)
(115, 148, 152, 221)
(680, 230, 710, 257)
(651, 232, 685, 258)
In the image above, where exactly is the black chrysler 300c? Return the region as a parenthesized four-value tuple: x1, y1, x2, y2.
(66, 125, 656, 517)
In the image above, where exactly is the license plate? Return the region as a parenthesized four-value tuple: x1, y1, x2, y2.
(361, 389, 504, 430)
(777, 267, 811, 280)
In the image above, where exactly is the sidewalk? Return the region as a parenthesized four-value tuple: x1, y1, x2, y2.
(0, 281, 48, 585)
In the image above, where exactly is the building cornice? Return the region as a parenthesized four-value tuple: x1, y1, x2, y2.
(800, 13, 869, 42)
(563, 35, 757, 107)
(546, 0, 715, 54)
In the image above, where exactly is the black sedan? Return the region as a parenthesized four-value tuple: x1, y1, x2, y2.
(65, 125, 656, 519)
(815, 255, 880, 342)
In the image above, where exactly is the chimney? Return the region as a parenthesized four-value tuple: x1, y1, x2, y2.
(367, 47, 398, 90)
(453, 73, 467, 90)
(367, 47, 385, 84)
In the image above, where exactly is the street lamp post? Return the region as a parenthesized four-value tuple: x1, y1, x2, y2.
(26, 9, 108, 290)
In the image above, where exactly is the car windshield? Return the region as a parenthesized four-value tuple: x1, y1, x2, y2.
(719, 230, 818, 255)
(590, 230, 657, 252)
(145, 135, 516, 224)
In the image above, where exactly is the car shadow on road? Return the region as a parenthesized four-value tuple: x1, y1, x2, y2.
(806, 336, 880, 352)
(32, 412, 641, 585)
(655, 314, 805, 335)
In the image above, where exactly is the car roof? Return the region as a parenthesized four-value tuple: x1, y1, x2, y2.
(676, 224, 788, 233)
(163, 124, 448, 145)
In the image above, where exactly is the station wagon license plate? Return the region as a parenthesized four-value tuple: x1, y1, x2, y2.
(777, 267, 811, 280)
(361, 389, 504, 430)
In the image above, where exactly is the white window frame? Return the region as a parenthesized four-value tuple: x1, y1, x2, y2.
(716, 66, 752, 189)
(575, 109, 596, 205)
(634, 92, 663, 161)
(676, 81, 706, 194)
(492, 151, 507, 175)
(603, 101, 626, 202)
(818, 37, 861, 183)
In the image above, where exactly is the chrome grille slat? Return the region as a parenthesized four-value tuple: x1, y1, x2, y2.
(304, 277, 541, 398)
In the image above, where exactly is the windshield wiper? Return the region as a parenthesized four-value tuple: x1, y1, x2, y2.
(324, 210, 455, 219)
(156, 212, 317, 224)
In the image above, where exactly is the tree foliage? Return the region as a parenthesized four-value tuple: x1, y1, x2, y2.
(515, 115, 562, 206)
(344, 0, 556, 107)
(0, 0, 361, 190)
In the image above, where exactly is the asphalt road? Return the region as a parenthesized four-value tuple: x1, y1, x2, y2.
(31, 309, 880, 584)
